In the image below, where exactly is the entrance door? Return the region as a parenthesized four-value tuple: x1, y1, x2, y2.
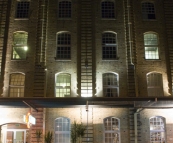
(5, 130, 26, 143)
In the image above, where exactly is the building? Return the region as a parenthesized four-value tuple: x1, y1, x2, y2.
(0, 0, 173, 143)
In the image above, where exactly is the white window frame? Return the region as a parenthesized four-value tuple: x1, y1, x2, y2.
(55, 117, 70, 143)
(102, 32, 118, 60)
(103, 73, 119, 97)
(146, 72, 163, 97)
(12, 31, 28, 60)
(9, 73, 25, 97)
(142, 2, 156, 20)
(56, 32, 71, 60)
(144, 32, 159, 60)
(104, 117, 120, 143)
(101, 0, 115, 19)
(15, 0, 30, 19)
(149, 116, 166, 143)
(55, 73, 71, 97)
(58, 0, 72, 19)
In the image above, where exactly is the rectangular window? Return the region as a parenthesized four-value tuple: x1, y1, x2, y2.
(16, 1, 30, 19)
(142, 2, 155, 20)
(102, 32, 117, 60)
(101, 1, 115, 19)
(144, 33, 159, 60)
(12, 32, 28, 60)
(58, 1, 71, 18)
(9, 73, 25, 97)
(56, 32, 71, 60)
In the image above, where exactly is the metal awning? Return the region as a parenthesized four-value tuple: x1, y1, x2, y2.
(0, 97, 173, 109)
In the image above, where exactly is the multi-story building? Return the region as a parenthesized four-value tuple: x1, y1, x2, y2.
(0, 0, 173, 143)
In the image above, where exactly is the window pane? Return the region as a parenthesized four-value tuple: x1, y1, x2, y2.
(103, 73, 118, 97)
(102, 1, 115, 18)
(147, 73, 163, 97)
(144, 33, 159, 59)
(142, 2, 155, 20)
(102, 33, 117, 60)
(9, 73, 25, 97)
(56, 33, 71, 59)
(150, 117, 166, 143)
(104, 117, 120, 143)
(16, 2, 30, 18)
(13, 32, 28, 60)
(59, 1, 71, 18)
(55, 74, 71, 97)
(55, 117, 70, 143)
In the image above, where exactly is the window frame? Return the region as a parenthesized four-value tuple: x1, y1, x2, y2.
(58, 0, 72, 19)
(55, 117, 70, 143)
(55, 32, 71, 60)
(103, 73, 119, 97)
(55, 73, 71, 97)
(144, 32, 160, 60)
(101, 0, 116, 19)
(146, 72, 164, 97)
(103, 116, 120, 143)
(102, 32, 118, 60)
(9, 73, 25, 97)
(149, 116, 166, 143)
(12, 31, 28, 60)
(141, 1, 156, 20)
(15, 0, 30, 20)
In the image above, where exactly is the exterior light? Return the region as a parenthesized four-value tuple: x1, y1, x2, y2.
(24, 46, 28, 51)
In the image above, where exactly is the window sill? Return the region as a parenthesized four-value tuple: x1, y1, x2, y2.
(144, 59, 161, 61)
(14, 18, 29, 20)
(101, 18, 116, 20)
(54, 57, 71, 61)
(102, 57, 119, 61)
(57, 18, 72, 20)
(142, 19, 157, 21)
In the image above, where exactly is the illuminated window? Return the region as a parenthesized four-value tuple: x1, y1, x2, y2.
(144, 33, 159, 60)
(58, 1, 71, 18)
(16, 1, 30, 18)
(9, 73, 25, 97)
(104, 117, 120, 143)
(55, 117, 70, 143)
(102, 32, 117, 60)
(56, 32, 71, 60)
(103, 73, 119, 97)
(147, 73, 163, 97)
(142, 2, 155, 20)
(101, 0, 115, 18)
(12, 32, 28, 60)
(55, 73, 71, 97)
(150, 116, 166, 143)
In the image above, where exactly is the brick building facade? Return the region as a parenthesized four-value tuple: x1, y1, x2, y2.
(0, 0, 173, 143)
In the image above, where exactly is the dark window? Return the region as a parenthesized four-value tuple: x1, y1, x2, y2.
(56, 32, 71, 59)
(101, 1, 115, 18)
(102, 32, 117, 60)
(58, 1, 71, 18)
(142, 2, 155, 20)
(16, 1, 30, 18)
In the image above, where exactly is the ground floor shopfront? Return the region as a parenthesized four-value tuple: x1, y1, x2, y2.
(0, 107, 173, 143)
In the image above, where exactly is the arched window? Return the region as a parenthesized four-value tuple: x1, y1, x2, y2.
(56, 32, 71, 60)
(55, 117, 70, 143)
(101, 0, 115, 18)
(103, 73, 119, 97)
(150, 116, 166, 143)
(12, 32, 28, 60)
(144, 32, 159, 60)
(55, 73, 71, 97)
(147, 72, 163, 97)
(102, 32, 117, 60)
(104, 117, 120, 143)
(142, 2, 155, 20)
(9, 73, 25, 97)
(16, 1, 30, 18)
(58, 0, 71, 18)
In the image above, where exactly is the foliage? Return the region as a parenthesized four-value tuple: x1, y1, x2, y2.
(71, 121, 86, 143)
(36, 130, 42, 139)
(44, 131, 53, 143)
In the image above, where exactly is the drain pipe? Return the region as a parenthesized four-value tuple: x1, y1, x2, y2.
(134, 111, 138, 143)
